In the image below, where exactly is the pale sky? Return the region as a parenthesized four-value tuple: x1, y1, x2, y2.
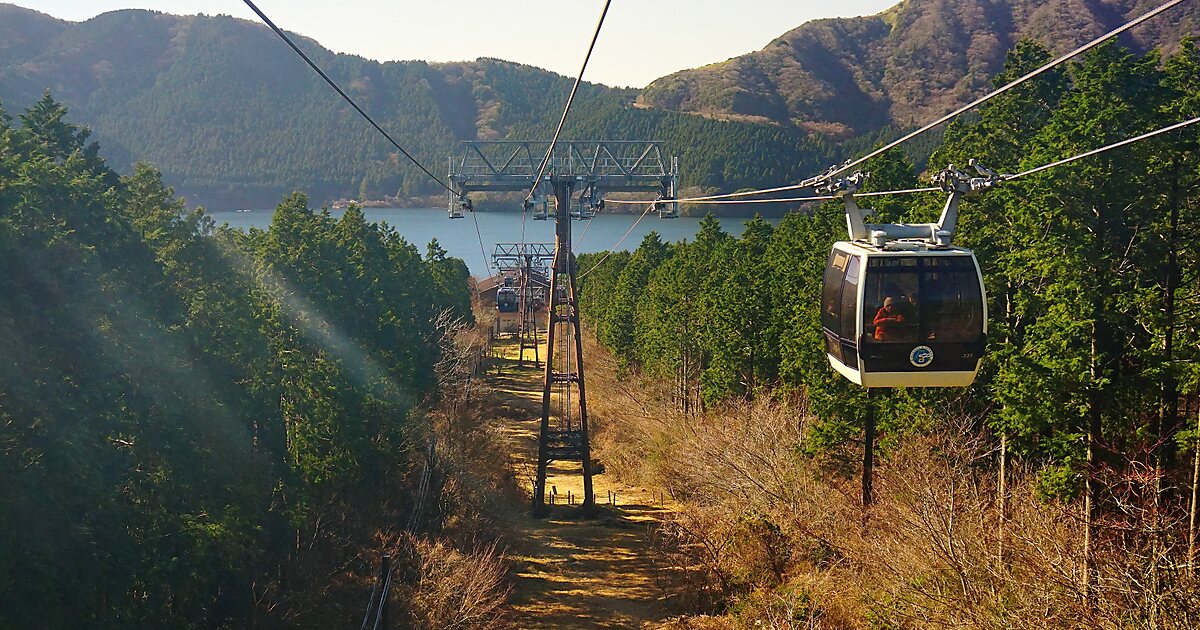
(19, 1, 898, 87)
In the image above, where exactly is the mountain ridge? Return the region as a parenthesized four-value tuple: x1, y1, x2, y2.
(639, 0, 1200, 134)
(0, 1, 1194, 209)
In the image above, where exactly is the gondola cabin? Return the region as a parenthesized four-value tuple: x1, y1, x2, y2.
(819, 162, 1000, 388)
(496, 285, 518, 313)
(526, 195, 549, 221)
(571, 201, 597, 220)
(655, 197, 679, 219)
(822, 242, 987, 388)
(449, 195, 471, 219)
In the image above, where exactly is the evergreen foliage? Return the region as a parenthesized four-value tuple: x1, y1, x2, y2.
(0, 8, 832, 210)
(580, 40, 1200, 504)
(0, 95, 472, 627)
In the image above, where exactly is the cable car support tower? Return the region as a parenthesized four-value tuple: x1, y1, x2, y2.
(450, 141, 678, 515)
(492, 242, 555, 367)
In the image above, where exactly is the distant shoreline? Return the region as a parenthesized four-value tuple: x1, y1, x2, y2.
(216, 199, 789, 219)
(196, 190, 794, 218)
(214, 204, 788, 219)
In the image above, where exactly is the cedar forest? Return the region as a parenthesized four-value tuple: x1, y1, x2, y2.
(576, 40, 1200, 622)
(0, 94, 474, 625)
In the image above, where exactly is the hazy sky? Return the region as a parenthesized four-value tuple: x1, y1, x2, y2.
(21, 1, 898, 87)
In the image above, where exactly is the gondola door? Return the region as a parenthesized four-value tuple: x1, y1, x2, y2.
(822, 245, 864, 384)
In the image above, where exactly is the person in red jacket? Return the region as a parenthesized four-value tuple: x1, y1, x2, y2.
(873, 295, 915, 341)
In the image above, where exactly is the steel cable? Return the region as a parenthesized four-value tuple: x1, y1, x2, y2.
(588, 115, 1200, 270)
(525, 0, 613, 202)
(242, 0, 455, 195)
(1006, 115, 1200, 181)
(470, 209, 494, 274)
(577, 201, 656, 280)
(573, 205, 601, 248)
(604, 187, 942, 206)
(641, 0, 1189, 205)
(359, 576, 382, 630)
(244, 0, 495, 276)
(369, 568, 395, 630)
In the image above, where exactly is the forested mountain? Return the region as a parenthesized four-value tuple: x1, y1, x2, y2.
(0, 4, 828, 209)
(0, 93, 508, 627)
(0, 1, 1194, 209)
(0, 4, 66, 65)
(639, 0, 1200, 135)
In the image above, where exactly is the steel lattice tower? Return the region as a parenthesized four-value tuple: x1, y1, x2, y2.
(449, 141, 678, 515)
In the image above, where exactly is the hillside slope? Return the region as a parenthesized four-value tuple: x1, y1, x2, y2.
(639, 0, 1200, 135)
(0, 5, 824, 209)
(1, 1, 1195, 209)
(0, 4, 66, 66)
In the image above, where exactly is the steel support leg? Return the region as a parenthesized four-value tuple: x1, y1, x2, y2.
(532, 178, 594, 516)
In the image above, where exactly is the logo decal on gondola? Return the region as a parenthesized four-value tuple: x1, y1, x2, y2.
(910, 345, 934, 368)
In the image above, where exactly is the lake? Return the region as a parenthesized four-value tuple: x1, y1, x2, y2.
(207, 207, 778, 277)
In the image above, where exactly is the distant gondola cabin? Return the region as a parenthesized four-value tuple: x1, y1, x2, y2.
(477, 272, 549, 336)
(496, 285, 518, 313)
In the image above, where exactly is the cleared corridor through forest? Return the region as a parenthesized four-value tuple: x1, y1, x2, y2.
(485, 339, 679, 628)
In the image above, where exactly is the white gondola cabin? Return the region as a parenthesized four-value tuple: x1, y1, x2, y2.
(655, 196, 679, 219)
(820, 162, 999, 388)
(449, 195, 471, 219)
(496, 285, 519, 313)
(822, 243, 987, 388)
(526, 194, 550, 221)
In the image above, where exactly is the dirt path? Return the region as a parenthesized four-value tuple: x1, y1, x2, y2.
(487, 339, 677, 629)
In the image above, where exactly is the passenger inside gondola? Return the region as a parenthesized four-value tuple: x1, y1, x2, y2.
(858, 258, 984, 345)
(872, 294, 916, 342)
(865, 275, 918, 342)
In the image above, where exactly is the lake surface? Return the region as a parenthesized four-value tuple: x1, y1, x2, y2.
(207, 207, 777, 277)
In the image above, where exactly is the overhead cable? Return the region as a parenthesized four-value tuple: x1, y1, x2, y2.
(471, 210, 494, 274)
(566, 111, 1200, 280)
(1006, 115, 1200, 181)
(603, 187, 941, 206)
(654, 0, 1189, 205)
(242, 0, 456, 195)
(245, 0, 493, 275)
(573, 204, 602, 248)
(818, 0, 1188, 184)
(525, 0, 614, 202)
(577, 201, 656, 280)
(600, 115, 1200, 213)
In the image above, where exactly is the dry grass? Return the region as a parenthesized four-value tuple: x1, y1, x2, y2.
(408, 537, 511, 630)
(377, 304, 518, 628)
(579, 333, 1200, 629)
(481, 333, 686, 628)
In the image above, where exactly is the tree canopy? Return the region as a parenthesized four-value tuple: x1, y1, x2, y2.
(0, 94, 472, 627)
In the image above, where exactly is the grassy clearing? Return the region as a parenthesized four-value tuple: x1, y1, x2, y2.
(484, 336, 683, 628)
